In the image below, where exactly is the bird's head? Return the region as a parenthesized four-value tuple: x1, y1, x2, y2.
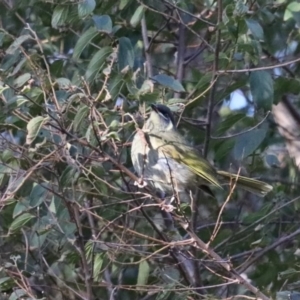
(145, 104, 176, 132)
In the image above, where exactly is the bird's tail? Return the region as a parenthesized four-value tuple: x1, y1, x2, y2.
(217, 170, 273, 196)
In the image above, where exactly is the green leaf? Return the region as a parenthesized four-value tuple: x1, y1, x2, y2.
(284, 1, 300, 21)
(234, 0, 248, 15)
(152, 74, 185, 92)
(6, 35, 31, 54)
(93, 15, 113, 33)
(29, 183, 48, 208)
(73, 105, 89, 132)
(130, 5, 146, 27)
(6, 96, 28, 110)
(49, 196, 64, 215)
(13, 73, 31, 88)
(60, 166, 79, 187)
(118, 37, 134, 71)
(0, 277, 14, 291)
(215, 113, 246, 136)
(233, 125, 268, 160)
(10, 56, 27, 76)
(93, 253, 104, 281)
(9, 213, 35, 233)
(119, 0, 132, 10)
(246, 19, 264, 40)
(274, 78, 300, 103)
(108, 74, 124, 100)
(242, 202, 272, 224)
(138, 79, 154, 95)
(73, 27, 98, 59)
(0, 84, 9, 94)
(1, 52, 20, 71)
(29, 231, 49, 249)
(51, 5, 69, 29)
(85, 46, 113, 82)
(26, 116, 49, 145)
(214, 139, 235, 161)
(250, 71, 273, 111)
(56, 77, 71, 89)
(137, 260, 150, 286)
(78, 0, 96, 18)
(8, 289, 27, 300)
(13, 201, 29, 218)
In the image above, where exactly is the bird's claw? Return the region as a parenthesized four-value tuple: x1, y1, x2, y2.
(160, 203, 175, 212)
(160, 196, 176, 212)
(134, 179, 147, 188)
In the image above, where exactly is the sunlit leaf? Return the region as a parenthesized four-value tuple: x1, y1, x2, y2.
(93, 253, 104, 281)
(6, 96, 28, 110)
(119, 0, 132, 10)
(26, 116, 49, 145)
(137, 260, 150, 286)
(130, 5, 146, 27)
(284, 1, 300, 21)
(13, 73, 31, 88)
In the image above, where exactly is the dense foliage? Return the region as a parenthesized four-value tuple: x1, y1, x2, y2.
(1, 0, 300, 299)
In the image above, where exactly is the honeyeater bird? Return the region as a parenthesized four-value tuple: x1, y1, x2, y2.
(131, 104, 273, 201)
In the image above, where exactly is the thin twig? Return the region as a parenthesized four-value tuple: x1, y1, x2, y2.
(25, 24, 60, 112)
(185, 227, 271, 300)
(211, 111, 270, 140)
(141, 16, 153, 78)
(218, 56, 300, 73)
(137, 0, 214, 52)
(238, 227, 300, 273)
(208, 168, 240, 246)
(174, 19, 185, 99)
(214, 195, 300, 252)
(162, 0, 216, 26)
(203, 0, 222, 157)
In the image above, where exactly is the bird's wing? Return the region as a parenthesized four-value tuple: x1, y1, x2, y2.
(148, 133, 222, 188)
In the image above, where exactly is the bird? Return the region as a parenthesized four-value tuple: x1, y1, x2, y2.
(131, 104, 273, 202)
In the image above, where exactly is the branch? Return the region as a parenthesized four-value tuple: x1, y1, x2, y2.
(185, 227, 270, 300)
(174, 21, 185, 99)
(217, 56, 300, 73)
(141, 16, 153, 78)
(238, 227, 300, 273)
(203, 0, 222, 157)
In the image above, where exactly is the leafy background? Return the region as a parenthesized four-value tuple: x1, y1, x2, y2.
(0, 0, 300, 299)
